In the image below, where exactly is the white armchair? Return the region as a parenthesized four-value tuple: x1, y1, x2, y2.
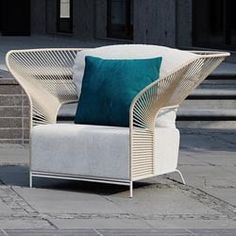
(6, 45, 229, 197)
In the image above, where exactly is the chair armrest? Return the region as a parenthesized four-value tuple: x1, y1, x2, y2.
(129, 51, 229, 180)
(6, 48, 83, 129)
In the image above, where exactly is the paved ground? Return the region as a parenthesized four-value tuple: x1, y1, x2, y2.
(0, 35, 236, 234)
(0, 128, 235, 235)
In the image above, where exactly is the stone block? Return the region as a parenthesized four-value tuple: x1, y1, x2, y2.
(0, 129, 23, 139)
(0, 96, 22, 106)
(0, 118, 22, 128)
(0, 107, 22, 117)
(0, 85, 22, 95)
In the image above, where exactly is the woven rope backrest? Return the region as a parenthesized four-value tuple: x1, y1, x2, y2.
(6, 49, 80, 127)
(130, 52, 229, 180)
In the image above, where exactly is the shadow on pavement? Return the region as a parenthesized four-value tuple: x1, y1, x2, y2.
(179, 128, 236, 152)
(0, 165, 152, 195)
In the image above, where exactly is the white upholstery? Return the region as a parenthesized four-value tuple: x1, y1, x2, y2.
(31, 124, 179, 179)
(31, 124, 129, 179)
(156, 107, 177, 128)
(58, 103, 177, 128)
(155, 128, 180, 175)
(73, 44, 199, 96)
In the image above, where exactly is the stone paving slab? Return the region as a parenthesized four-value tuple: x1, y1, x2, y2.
(14, 186, 125, 214)
(0, 197, 14, 216)
(5, 229, 97, 236)
(202, 188, 236, 206)
(0, 129, 235, 231)
(50, 218, 151, 229)
(108, 186, 219, 216)
(1, 229, 236, 236)
(0, 218, 52, 230)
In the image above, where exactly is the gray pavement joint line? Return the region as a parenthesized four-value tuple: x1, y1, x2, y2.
(0, 187, 58, 229)
(94, 229, 104, 236)
(102, 194, 155, 228)
(140, 217, 159, 229)
(185, 229, 197, 236)
(101, 194, 188, 229)
(40, 216, 58, 230)
(0, 191, 32, 216)
(3, 186, 37, 215)
(168, 178, 236, 219)
(0, 228, 8, 236)
(40, 212, 227, 221)
(3, 187, 58, 229)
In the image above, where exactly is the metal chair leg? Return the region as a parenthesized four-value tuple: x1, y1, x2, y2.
(175, 169, 186, 185)
(129, 181, 133, 198)
(29, 171, 33, 188)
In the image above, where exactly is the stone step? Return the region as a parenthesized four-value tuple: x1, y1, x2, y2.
(188, 88, 236, 99)
(181, 99, 236, 109)
(207, 74, 236, 80)
(1, 67, 236, 144)
(177, 120, 236, 129)
(209, 62, 236, 78)
(198, 80, 236, 89)
(57, 103, 236, 123)
(177, 108, 236, 121)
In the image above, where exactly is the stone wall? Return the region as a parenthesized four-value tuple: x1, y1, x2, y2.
(0, 72, 30, 144)
(31, 0, 193, 48)
(134, 0, 176, 47)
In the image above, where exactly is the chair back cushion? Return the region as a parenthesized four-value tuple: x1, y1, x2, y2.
(74, 56, 162, 127)
(73, 44, 199, 96)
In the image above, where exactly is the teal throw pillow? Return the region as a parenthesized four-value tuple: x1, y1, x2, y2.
(74, 56, 162, 127)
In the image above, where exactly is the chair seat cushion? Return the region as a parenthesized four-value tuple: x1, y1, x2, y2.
(31, 124, 130, 179)
(31, 124, 179, 180)
(74, 56, 162, 127)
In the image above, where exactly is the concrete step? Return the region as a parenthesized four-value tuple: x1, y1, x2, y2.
(55, 61, 236, 129)
(177, 120, 236, 129)
(177, 108, 236, 121)
(188, 88, 236, 99)
(58, 103, 236, 123)
(209, 62, 236, 77)
(181, 99, 236, 109)
(200, 78, 236, 88)
(2, 66, 236, 142)
(207, 74, 236, 80)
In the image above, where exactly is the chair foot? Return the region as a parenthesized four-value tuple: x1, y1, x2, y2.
(175, 169, 186, 185)
(29, 171, 32, 188)
(129, 181, 133, 198)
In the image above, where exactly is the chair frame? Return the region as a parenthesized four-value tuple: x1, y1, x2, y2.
(6, 48, 229, 197)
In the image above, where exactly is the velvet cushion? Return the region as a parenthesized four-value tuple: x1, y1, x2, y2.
(74, 56, 162, 127)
